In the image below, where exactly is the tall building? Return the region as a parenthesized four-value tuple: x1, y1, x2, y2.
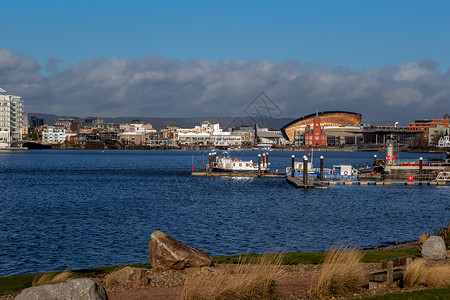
(304, 114, 327, 146)
(0, 94, 24, 148)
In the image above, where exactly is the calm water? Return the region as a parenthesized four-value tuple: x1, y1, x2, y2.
(0, 150, 449, 276)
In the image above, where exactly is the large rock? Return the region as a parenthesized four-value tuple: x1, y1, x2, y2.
(15, 278, 108, 300)
(421, 236, 447, 260)
(148, 231, 212, 271)
(106, 266, 149, 287)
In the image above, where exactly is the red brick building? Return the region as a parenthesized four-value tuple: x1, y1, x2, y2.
(304, 115, 327, 146)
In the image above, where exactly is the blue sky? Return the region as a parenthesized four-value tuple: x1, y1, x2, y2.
(1, 1, 449, 122)
(3, 0, 449, 70)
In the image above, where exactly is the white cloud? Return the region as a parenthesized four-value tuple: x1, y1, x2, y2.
(0, 48, 449, 123)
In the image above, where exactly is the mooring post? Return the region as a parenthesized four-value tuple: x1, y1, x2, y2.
(258, 154, 262, 175)
(373, 154, 377, 165)
(263, 152, 266, 168)
(291, 155, 295, 177)
(320, 156, 324, 181)
(419, 157, 423, 180)
(303, 156, 308, 186)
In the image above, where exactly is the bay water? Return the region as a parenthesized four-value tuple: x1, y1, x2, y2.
(0, 150, 448, 276)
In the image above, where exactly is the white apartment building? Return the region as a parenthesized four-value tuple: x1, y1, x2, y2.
(0, 94, 24, 148)
(42, 126, 66, 144)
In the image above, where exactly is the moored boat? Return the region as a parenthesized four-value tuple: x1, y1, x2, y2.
(208, 151, 270, 172)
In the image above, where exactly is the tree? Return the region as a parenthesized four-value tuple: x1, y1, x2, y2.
(31, 131, 38, 141)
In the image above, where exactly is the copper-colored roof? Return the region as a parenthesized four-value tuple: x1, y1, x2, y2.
(281, 111, 362, 141)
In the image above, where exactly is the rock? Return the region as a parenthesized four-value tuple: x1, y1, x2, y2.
(15, 278, 108, 300)
(148, 231, 212, 271)
(421, 236, 447, 260)
(106, 266, 149, 287)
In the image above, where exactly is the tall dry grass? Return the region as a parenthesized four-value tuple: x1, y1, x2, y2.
(422, 265, 450, 288)
(312, 244, 364, 297)
(182, 253, 285, 300)
(32, 271, 73, 286)
(403, 259, 425, 288)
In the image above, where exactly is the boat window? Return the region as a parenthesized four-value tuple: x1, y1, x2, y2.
(239, 163, 242, 167)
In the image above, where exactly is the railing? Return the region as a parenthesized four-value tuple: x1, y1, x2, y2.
(436, 172, 450, 182)
(385, 173, 441, 182)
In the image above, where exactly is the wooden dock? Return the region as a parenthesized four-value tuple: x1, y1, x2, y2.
(286, 177, 329, 189)
(191, 171, 285, 178)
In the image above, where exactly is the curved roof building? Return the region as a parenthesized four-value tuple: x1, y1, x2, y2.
(281, 111, 362, 141)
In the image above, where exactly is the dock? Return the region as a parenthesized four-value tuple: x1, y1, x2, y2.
(286, 177, 329, 189)
(323, 181, 448, 186)
(191, 170, 285, 177)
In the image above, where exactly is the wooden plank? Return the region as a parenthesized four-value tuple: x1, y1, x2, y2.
(367, 269, 405, 284)
(381, 255, 415, 268)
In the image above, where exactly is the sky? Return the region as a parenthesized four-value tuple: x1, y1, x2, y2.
(1, 0, 450, 124)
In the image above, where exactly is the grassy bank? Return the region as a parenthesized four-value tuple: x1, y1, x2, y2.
(0, 247, 421, 296)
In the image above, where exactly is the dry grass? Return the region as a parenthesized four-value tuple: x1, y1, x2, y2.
(182, 253, 285, 300)
(422, 264, 450, 288)
(312, 244, 364, 298)
(32, 271, 73, 286)
(403, 259, 425, 288)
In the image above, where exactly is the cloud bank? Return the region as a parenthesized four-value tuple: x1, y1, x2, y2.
(0, 48, 449, 124)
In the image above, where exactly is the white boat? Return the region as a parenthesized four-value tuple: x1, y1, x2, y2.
(209, 151, 270, 172)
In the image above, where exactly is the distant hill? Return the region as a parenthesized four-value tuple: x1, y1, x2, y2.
(27, 113, 294, 130)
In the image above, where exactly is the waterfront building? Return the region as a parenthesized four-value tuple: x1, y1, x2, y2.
(42, 126, 66, 144)
(408, 119, 449, 145)
(0, 94, 24, 148)
(360, 125, 420, 147)
(281, 111, 362, 145)
(304, 114, 327, 146)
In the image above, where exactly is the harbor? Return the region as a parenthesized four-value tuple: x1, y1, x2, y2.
(191, 145, 450, 189)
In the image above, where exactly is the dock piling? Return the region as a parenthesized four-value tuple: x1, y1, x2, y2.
(291, 155, 295, 177)
(258, 154, 261, 175)
(320, 156, 324, 181)
(303, 156, 308, 186)
(419, 157, 423, 177)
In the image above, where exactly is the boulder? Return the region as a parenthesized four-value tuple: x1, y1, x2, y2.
(421, 236, 447, 260)
(15, 278, 108, 300)
(106, 266, 149, 287)
(148, 231, 212, 271)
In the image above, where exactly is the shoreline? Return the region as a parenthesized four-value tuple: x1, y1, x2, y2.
(0, 240, 421, 279)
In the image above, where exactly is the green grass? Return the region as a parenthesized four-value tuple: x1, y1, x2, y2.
(0, 248, 419, 296)
(359, 287, 450, 299)
(0, 263, 151, 296)
(213, 247, 421, 265)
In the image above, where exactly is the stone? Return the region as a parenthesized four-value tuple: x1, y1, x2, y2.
(15, 278, 108, 300)
(106, 266, 149, 287)
(421, 236, 447, 260)
(148, 231, 212, 271)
